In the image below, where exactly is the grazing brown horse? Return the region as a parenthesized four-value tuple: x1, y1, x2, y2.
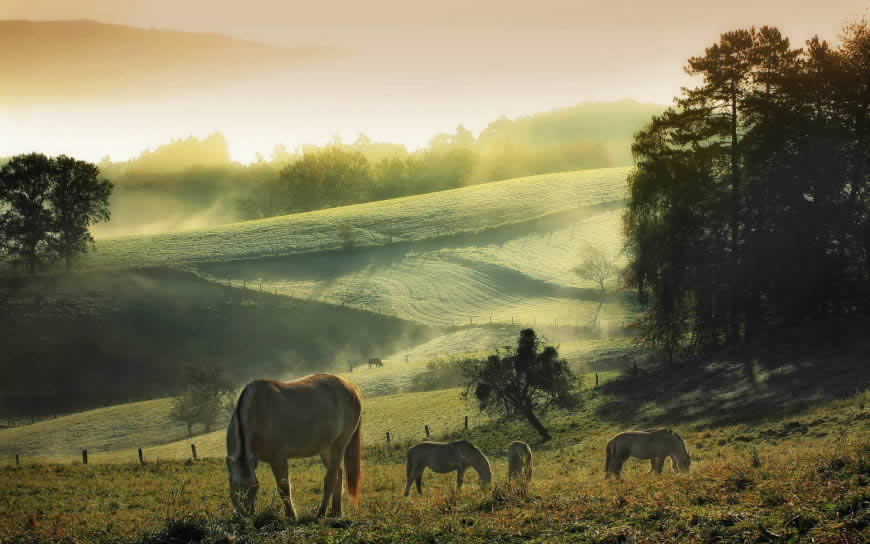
(507, 441, 533, 481)
(604, 428, 690, 479)
(367, 358, 383, 368)
(404, 440, 492, 496)
(225, 374, 362, 518)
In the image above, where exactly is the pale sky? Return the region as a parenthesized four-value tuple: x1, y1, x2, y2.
(1, 1, 868, 163)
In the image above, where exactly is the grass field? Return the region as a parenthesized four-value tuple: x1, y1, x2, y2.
(2, 382, 867, 544)
(0, 335, 635, 462)
(85, 168, 629, 269)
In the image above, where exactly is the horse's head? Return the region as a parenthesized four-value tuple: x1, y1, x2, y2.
(226, 456, 259, 514)
(672, 433, 691, 473)
(477, 454, 493, 488)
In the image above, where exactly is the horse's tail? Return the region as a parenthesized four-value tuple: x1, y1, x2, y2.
(232, 385, 250, 461)
(605, 440, 613, 475)
(344, 416, 362, 503)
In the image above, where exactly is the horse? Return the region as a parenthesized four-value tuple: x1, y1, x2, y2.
(225, 373, 362, 519)
(604, 428, 690, 479)
(403, 440, 492, 496)
(367, 358, 383, 368)
(507, 441, 533, 481)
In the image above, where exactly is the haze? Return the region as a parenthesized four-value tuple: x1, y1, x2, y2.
(2, 0, 867, 163)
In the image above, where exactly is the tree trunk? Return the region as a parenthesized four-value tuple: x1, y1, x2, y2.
(522, 407, 551, 442)
(729, 83, 741, 345)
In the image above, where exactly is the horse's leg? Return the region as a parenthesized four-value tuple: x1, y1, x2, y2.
(416, 472, 423, 495)
(330, 463, 344, 516)
(404, 458, 419, 497)
(403, 462, 414, 497)
(316, 452, 340, 519)
(613, 453, 628, 479)
(269, 460, 296, 520)
(456, 467, 466, 489)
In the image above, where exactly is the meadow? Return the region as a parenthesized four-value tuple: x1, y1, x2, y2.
(2, 382, 867, 544)
(0, 336, 633, 462)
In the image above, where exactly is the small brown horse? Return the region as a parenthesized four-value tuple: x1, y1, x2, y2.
(404, 440, 492, 496)
(604, 428, 690, 479)
(226, 374, 362, 518)
(367, 358, 383, 368)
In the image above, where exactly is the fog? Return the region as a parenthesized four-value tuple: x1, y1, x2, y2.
(2, 1, 865, 163)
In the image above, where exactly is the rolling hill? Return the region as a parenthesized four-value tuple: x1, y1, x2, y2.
(85, 167, 633, 327)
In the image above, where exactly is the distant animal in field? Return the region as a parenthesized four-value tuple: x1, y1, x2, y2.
(507, 440, 533, 481)
(604, 428, 690, 479)
(225, 373, 362, 519)
(367, 358, 383, 368)
(404, 440, 492, 496)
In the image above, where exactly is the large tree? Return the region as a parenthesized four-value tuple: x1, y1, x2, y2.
(0, 153, 56, 273)
(462, 329, 578, 441)
(0, 153, 112, 273)
(49, 155, 113, 270)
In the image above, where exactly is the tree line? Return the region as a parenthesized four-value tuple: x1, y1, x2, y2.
(624, 21, 870, 357)
(0, 153, 113, 272)
(89, 102, 659, 234)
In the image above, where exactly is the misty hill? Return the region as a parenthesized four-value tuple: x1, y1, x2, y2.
(0, 267, 430, 417)
(0, 20, 328, 105)
(86, 167, 633, 329)
(88, 167, 629, 267)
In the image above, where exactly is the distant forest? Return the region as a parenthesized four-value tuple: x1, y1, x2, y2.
(92, 101, 661, 236)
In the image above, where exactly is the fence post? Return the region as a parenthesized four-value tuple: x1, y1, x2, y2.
(15, 454, 19, 465)
(424, 425, 430, 438)
(191, 444, 198, 460)
(386, 431, 391, 445)
(595, 373, 599, 388)
(82, 449, 88, 465)
(464, 416, 468, 430)
(138, 448, 144, 465)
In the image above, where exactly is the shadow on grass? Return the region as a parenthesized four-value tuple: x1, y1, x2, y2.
(594, 330, 870, 428)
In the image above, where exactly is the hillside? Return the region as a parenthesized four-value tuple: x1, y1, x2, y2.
(0, 268, 431, 418)
(0, 334, 637, 461)
(85, 167, 629, 268)
(85, 167, 633, 328)
(0, 20, 328, 105)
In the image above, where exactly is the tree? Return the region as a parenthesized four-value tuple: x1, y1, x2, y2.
(169, 366, 235, 436)
(279, 146, 371, 212)
(624, 22, 870, 356)
(573, 246, 618, 326)
(49, 155, 113, 270)
(0, 153, 112, 273)
(462, 329, 579, 441)
(0, 153, 55, 273)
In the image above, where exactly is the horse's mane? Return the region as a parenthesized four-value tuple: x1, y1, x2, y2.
(450, 440, 484, 456)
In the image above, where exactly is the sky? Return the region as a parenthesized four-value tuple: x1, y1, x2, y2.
(1, 1, 868, 163)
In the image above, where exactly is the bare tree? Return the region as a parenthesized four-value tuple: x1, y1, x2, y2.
(573, 246, 617, 326)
